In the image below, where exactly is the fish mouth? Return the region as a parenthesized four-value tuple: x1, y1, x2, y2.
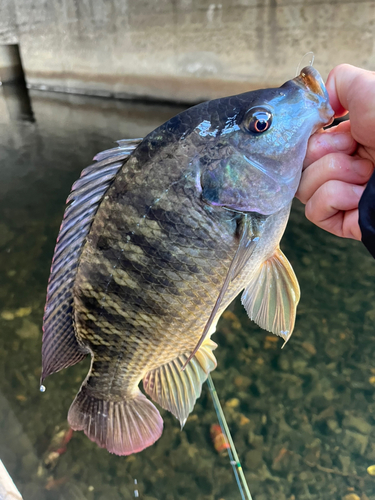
(292, 66, 334, 126)
(294, 66, 328, 99)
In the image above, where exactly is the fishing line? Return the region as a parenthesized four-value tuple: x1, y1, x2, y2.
(295, 51, 315, 76)
(207, 375, 253, 500)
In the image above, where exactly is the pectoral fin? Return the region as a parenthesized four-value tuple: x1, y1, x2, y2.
(241, 247, 300, 344)
(143, 338, 217, 428)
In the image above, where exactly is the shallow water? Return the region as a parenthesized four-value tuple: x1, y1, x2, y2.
(0, 83, 375, 500)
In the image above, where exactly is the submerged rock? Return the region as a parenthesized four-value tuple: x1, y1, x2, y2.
(342, 414, 372, 435)
(0, 223, 14, 247)
(342, 429, 369, 455)
(1, 311, 15, 321)
(338, 454, 351, 475)
(15, 307, 32, 318)
(245, 448, 263, 470)
(16, 319, 40, 339)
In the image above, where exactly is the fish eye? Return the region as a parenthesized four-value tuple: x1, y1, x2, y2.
(243, 107, 272, 134)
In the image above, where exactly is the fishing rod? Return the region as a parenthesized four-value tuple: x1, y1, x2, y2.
(207, 375, 253, 500)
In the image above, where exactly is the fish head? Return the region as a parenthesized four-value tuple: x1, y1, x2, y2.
(198, 66, 334, 215)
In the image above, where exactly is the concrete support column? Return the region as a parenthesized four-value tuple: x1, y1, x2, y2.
(0, 44, 24, 84)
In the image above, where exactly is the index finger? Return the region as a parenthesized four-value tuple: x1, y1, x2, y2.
(303, 120, 357, 169)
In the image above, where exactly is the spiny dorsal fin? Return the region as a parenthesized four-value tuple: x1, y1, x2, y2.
(143, 338, 217, 428)
(42, 138, 142, 381)
(241, 247, 300, 345)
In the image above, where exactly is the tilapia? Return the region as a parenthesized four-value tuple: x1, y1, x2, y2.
(42, 67, 333, 455)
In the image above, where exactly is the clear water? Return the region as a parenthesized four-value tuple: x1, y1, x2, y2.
(0, 83, 375, 500)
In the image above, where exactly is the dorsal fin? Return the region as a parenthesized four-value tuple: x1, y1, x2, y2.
(42, 138, 142, 381)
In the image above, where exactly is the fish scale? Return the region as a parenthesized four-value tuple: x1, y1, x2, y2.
(42, 66, 334, 455)
(73, 167, 239, 405)
(75, 176, 238, 359)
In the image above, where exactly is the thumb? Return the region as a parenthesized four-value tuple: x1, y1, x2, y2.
(326, 64, 375, 149)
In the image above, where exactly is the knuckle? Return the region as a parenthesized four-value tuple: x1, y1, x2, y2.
(305, 201, 317, 223)
(337, 63, 352, 72)
(322, 179, 337, 197)
(325, 153, 351, 174)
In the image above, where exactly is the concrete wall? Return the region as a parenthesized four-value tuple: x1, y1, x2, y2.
(0, 45, 24, 82)
(0, 0, 17, 45)
(1, 0, 375, 103)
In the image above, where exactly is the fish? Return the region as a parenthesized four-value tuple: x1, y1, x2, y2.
(41, 66, 334, 456)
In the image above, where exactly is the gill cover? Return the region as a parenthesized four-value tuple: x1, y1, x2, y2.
(200, 66, 334, 215)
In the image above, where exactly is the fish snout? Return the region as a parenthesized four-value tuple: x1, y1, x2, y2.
(294, 66, 334, 127)
(296, 66, 327, 99)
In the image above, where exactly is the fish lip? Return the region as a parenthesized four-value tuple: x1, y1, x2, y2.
(293, 66, 329, 100)
(324, 114, 335, 128)
(291, 66, 334, 126)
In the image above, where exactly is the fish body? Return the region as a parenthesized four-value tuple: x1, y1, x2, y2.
(42, 67, 333, 455)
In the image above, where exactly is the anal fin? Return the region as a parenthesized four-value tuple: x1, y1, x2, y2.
(241, 247, 300, 344)
(143, 338, 217, 427)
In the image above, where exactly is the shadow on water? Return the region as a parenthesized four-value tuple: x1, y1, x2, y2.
(0, 84, 375, 500)
(1, 82, 35, 123)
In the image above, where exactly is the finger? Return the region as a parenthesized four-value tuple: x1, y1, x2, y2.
(297, 154, 373, 204)
(326, 64, 357, 116)
(326, 64, 375, 148)
(309, 209, 361, 241)
(304, 121, 357, 169)
(305, 180, 365, 240)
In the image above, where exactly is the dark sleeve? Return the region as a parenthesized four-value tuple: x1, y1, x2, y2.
(359, 170, 375, 258)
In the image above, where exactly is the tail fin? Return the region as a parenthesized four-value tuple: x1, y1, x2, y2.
(68, 384, 163, 455)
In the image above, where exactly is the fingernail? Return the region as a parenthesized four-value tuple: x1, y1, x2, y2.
(353, 159, 373, 177)
(330, 133, 355, 150)
(352, 185, 365, 197)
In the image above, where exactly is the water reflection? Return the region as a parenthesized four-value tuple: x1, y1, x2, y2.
(0, 85, 375, 500)
(1, 82, 34, 122)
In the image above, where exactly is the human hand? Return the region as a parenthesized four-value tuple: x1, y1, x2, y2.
(296, 64, 375, 240)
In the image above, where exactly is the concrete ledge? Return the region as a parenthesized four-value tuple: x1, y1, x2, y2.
(26, 71, 266, 104)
